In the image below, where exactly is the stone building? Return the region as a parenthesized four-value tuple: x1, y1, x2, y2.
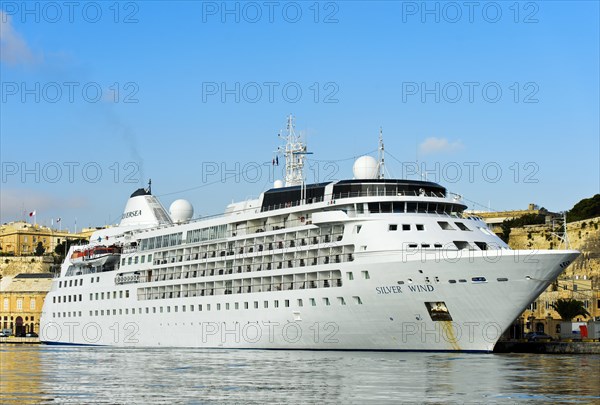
(0, 273, 53, 335)
(0, 221, 87, 256)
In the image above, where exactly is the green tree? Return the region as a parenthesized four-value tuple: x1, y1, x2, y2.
(35, 242, 45, 256)
(54, 238, 88, 257)
(551, 298, 590, 321)
(499, 213, 546, 243)
(567, 194, 600, 222)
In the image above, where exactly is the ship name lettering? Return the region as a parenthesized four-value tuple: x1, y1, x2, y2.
(376, 286, 403, 294)
(407, 285, 435, 292)
(121, 210, 142, 219)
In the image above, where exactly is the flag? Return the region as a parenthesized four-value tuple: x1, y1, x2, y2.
(276, 156, 279, 166)
(56, 217, 61, 223)
(29, 211, 36, 217)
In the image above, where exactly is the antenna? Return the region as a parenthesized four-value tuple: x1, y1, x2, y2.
(279, 114, 310, 187)
(378, 127, 385, 179)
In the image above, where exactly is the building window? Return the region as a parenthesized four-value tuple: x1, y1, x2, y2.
(16, 299, 23, 310)
(30, 299, 36, 310)
(3, 298, 8, 310)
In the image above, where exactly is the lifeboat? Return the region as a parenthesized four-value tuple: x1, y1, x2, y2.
(70, 245, 121, 266)
(69, 250, 86, 264)
(83, 245, 122, 266)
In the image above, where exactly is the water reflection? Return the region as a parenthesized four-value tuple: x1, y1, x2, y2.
(1, 346, 598, 404)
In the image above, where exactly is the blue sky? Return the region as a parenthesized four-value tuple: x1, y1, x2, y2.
(1, 0, 599, 230)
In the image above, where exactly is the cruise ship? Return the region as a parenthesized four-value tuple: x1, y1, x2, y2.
(40, 116, 579, 351)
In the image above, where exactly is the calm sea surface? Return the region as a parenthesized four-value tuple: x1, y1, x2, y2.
(1, 345, 599, 404)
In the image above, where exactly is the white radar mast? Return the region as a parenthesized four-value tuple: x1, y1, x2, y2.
(378, 127, 385, 179)
(279, 114, 311, 187)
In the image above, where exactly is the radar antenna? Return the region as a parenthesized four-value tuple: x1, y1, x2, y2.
(378, 127, 385, 179)
(278, 114, 312, 187)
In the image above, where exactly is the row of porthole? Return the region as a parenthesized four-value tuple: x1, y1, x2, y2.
(396, 276, 508, 285)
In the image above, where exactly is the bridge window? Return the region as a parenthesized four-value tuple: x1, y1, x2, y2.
(438, 221, 454, 230)
(474, 242, 488, 250)
(455, 222, 470, 231)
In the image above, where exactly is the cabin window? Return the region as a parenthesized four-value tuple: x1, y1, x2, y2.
(353, 296, 363, 305)
(128, 257, 132, 265)
(297, 299, 303, 307)
(362, 271, 370, 279)
(216, 304, 220, 311)
(448, 279, 457, 284)
(389, 224, 398, 231)
(134, 257, 139, 264)
(497, 278, 508, 282)
(285, 299, 290, 307)
(347, 272, 354, 280)
(310, 298, 316, 306)
(207, 304, 211, 311)
(141, 256, 145, 264)
(471, 277, 487, 283)
(244, 302, 249, 309)
(323, 298, 330, 306)
(416, 224, 425, 231)
(402, 224, 410, 231)
(338, 297, 346, 305)
(254, 301, 259, 309)
(121, 258, 125, 266)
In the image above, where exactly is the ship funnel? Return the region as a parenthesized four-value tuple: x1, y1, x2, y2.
(119, 187, 173, 228)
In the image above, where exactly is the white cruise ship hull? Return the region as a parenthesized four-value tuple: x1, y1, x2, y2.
(40, 249, 578, 352)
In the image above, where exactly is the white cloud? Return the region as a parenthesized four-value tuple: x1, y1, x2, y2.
(0, 10, 40, 66)
(419, 137, 464, 155)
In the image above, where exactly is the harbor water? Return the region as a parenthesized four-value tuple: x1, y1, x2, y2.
(1, 346, 599, 404)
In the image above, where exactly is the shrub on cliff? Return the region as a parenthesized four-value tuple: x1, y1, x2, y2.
(567, 194, 600, 222)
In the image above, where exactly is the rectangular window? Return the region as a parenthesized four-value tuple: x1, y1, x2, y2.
(207, 304, 211, 311)
(217, 303, 221, 310)
(285, 299, 290, 307)
(16, 299, 23, 310)
(182, 305, 186, 312)
(244, 302, 249, 309)
(126, 290, 130, 298)
(323, 298, 330, 306)
(254, 301, 259, 309)
(438, 221, 454, 230)
(402, 224, 410, 231)
(388, 224, 398, 231)
(347, 272, 354, 280)
(416, 224, 424, 231)
(353, 296, 363, 305)
(455, 222, 470, 231)
(297, 299, 303, 307)
(310, 298, 316, 306)
(141, 256, 145, 264)
(3, 298, 8, 310)
(361, 271, 370, 279)
(338, 297, 346, 305)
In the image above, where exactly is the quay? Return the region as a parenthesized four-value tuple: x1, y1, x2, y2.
(494, 340, 600, 354)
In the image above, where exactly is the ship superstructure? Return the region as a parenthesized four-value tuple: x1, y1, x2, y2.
(40, 116, 579, 351)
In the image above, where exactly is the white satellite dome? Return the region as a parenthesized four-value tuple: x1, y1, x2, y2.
(353, 156, 379, 179)
(169, 199, 194, 223)
(273, 180, 284, 189)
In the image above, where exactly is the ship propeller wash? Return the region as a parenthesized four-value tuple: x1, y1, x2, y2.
(40, 116, 579, 351)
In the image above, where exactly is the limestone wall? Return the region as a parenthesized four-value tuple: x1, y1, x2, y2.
(0, 256, 53, 278)
(509, 217, 600, 280)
